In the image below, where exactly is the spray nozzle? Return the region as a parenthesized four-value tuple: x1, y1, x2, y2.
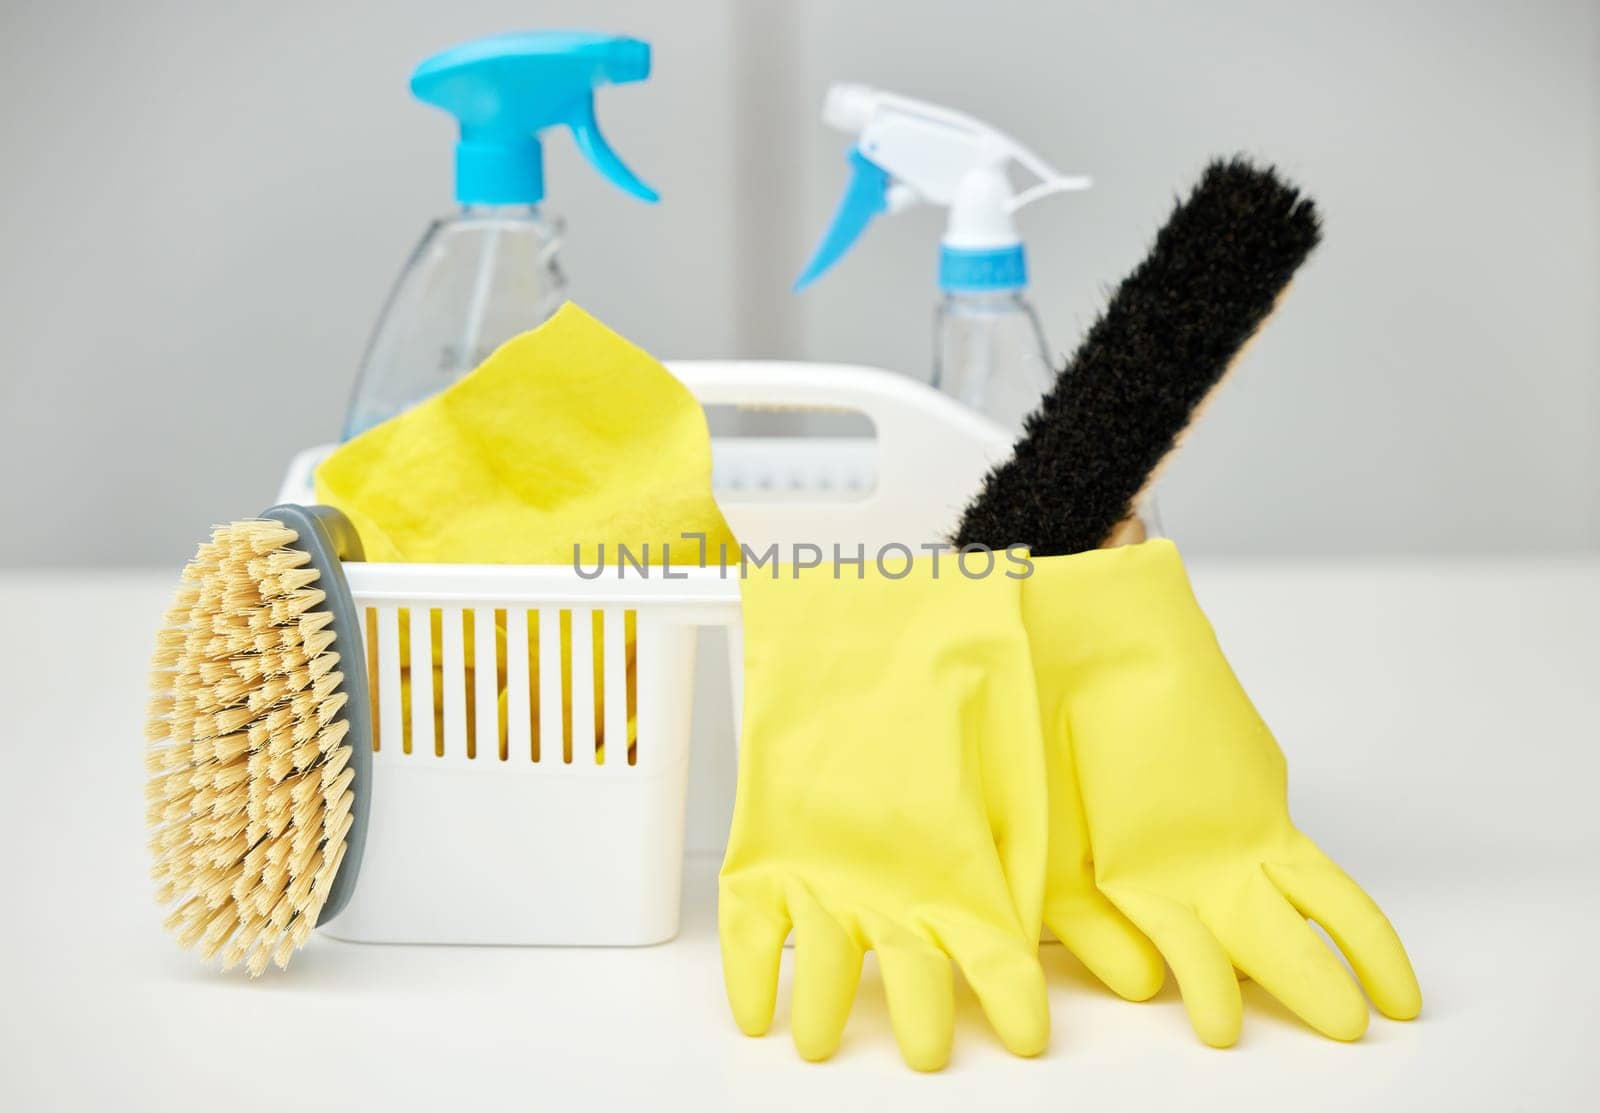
(411, 30, 659, 207)
(795, 83, 1089, 292)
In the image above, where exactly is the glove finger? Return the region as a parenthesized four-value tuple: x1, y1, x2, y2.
(1045, 891, 1166, 1002)
(1103, 884, 1241, 1048)
(1205, 870, 1369, 1042)
(924, 912, 1049, 1058)
(873, 926, 955, 1072)
(958, 944, 1051, 1058)
(718, 882, 791, 1038)
(788, 891, 864, 1061)
(1264, 854, 1421, 1021)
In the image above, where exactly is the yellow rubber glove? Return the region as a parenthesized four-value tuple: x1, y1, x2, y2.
(1023, 592, 1167, 1004)
(1024, 540, 1421, 1047)
(720, 560, 1049, 1071)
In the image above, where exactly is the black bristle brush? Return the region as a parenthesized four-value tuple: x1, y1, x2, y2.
(953, 156, 1321, 555)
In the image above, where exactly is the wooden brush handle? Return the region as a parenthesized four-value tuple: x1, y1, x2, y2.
(1101, 515, 1148, 548)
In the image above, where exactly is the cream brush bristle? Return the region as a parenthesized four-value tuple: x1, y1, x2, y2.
(144, 511, 367, 974)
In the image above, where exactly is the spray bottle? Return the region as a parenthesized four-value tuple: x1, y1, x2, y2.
(342, 31, 659, 439)
(795, 84, 1090, 434)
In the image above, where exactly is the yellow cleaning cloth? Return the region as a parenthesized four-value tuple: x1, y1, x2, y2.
(317, 302, 733, 567)
(313, 302, 735, 756)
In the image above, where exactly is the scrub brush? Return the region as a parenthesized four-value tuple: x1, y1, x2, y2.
(954, 156, 1321, 554)
(144, 504, 371, 975)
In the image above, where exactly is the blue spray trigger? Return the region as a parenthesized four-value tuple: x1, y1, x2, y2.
(567, 98, 658, 203)
(410, 30, 657, 206)
(794, 149, 892, 291)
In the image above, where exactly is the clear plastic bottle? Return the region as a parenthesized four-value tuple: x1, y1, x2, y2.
(931, 289, 1054, 435)
(794, 82, 1162, 543)
(339, 31, 658, 440)
(343, 207, 565, 439)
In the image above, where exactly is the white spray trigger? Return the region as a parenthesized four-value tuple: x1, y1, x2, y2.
(885, 183, 918, 213)
(1010, 175, 1093, 213)
(796, 83, 1090, 289)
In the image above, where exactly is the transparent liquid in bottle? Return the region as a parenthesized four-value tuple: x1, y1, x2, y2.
(342, 205, 566, 439)
(932, 289, 1055, 435)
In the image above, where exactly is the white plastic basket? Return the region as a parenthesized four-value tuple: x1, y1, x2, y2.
(277, 362, 1010, 946)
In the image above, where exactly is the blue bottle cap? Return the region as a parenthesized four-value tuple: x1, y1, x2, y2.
(939, 244, 1028, 292)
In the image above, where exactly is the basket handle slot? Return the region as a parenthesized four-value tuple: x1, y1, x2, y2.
(673, 361, 1010, 511)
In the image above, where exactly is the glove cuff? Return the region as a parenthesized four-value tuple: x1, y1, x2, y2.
(1021, 539, 1232, 668)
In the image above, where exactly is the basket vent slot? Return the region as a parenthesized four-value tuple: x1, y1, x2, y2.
(364, 604, 640, 767)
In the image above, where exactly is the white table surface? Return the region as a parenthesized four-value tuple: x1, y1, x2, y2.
(2, 559, 1596, 1110)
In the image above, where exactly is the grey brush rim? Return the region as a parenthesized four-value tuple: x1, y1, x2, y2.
(259, 503, 371, 928)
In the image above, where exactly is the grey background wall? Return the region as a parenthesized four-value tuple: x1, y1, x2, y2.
(1, 0, 1595, 565)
